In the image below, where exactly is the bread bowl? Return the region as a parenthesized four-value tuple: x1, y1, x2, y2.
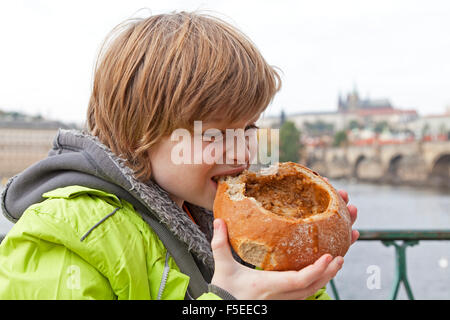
(213, 161, 352, 271)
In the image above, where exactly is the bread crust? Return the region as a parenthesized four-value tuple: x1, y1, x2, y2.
(213, 162, 352, 271)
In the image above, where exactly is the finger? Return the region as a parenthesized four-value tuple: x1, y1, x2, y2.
(348, 204, 358, 225)
(281, 256, 344, 300)
(351, 229, 360, 244)
(211, 219, 235, 267)
(338, 190, 349, 203)
(308, 257, 344, 295)
(277, 254, 333, 291)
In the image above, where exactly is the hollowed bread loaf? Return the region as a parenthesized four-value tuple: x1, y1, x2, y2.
(213, 162, 352, 271)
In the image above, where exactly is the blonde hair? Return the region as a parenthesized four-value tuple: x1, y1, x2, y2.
(87, 11, 281, 181)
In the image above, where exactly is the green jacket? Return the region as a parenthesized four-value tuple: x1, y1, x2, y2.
(0, 185, 329, 300)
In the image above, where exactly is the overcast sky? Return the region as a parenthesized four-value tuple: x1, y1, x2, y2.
(1, 0, 450, 125)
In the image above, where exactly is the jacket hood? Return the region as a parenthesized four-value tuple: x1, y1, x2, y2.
(1, 129, 215, 268)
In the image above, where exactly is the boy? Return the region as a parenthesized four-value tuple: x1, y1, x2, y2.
(0, 11, 358, 299)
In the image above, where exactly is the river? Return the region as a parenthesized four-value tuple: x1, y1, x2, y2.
(1, 181, 449, 299)
(327, 179, 450, 300)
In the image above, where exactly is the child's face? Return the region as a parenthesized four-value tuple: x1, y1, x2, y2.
(148, 115, 260, 211)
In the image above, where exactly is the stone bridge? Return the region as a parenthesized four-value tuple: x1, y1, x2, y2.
(306, 141, 450, 188)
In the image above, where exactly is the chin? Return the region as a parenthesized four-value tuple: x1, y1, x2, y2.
(183, 181, 216, 211)
(186, 194, 214, 212)
(204, 196, 215, 212)
(204, 202, 214, 212)
(196, 196, 214, 211)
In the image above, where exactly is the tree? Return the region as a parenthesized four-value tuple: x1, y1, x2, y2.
(333, 130, 348, 147)
(304, 120, 334, 136)
(279, 121, 302, 162)
(348, 120, 360, 130)
(374, 121, 389, 134)
(439, 123, 447, 135)
(421, 123, 430, 139)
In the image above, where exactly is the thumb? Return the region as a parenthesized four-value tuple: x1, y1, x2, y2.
(211, 219, 235, 266)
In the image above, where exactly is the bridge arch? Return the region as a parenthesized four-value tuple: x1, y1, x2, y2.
(429, 153, 450, 188)
(353, 154, 366, 179)
(387, 154, 404, 181)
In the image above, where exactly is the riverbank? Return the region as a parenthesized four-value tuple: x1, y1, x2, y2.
(333, 177, 450, 194)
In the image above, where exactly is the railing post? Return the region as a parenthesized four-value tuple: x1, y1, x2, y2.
(329, 279, 340, 300)
(382, 240, 419, 300)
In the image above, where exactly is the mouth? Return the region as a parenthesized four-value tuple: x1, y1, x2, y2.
(211, 167, 248, 184)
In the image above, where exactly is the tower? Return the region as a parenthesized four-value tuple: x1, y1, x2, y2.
(280, 109, 286, 126)
(338, 92, 345, 112)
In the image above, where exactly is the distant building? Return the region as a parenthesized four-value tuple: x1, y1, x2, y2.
(0, 110, 79, 181)
(407, 113, 450, 138)
(257, 110, 357, 133)
(256, 88, 419, 145)
(355, 107, 418, 128)
(338, 88, 393, 112)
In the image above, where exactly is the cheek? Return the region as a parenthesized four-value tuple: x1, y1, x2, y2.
(152, 162, 211, 194)
(202, 139, 225, 164)
(149, 137, 216, 202)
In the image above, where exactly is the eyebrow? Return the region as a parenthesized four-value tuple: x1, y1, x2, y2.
(202, 118, 259, 130)
(202, 124, 259, 135)
(202, 128, 226, 135)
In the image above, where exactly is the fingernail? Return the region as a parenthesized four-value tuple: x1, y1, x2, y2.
(213, 219, 220, 231)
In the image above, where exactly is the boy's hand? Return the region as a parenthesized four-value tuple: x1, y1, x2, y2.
(323, 178, 359, 245)
(211, 219, 344, 300)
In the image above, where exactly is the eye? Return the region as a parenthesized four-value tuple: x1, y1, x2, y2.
(202, 124, 258, 143)
(245, 124, 259, 131)
(203, 128, 224, 142)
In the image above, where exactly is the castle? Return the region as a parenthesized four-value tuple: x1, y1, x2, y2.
(338, 88, 393, 112)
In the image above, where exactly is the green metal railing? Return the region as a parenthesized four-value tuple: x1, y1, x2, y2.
(330, 229, 450, 300)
